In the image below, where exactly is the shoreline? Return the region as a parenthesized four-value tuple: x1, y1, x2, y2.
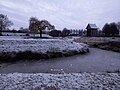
(74, 37, 120, 53)
(91, 41, 120, 52)
(0, 49, 89, 62)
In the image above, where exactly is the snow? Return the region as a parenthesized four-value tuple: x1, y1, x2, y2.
(0, 36, 119, 90)
(2, 32, 52, 38)
(88, 24, 98, 29)
(0, 73, 120, 90)
(0, 36, 88, 53)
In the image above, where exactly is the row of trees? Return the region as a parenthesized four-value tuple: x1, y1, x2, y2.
(49, 28, 71, 37)
(102, 22, 119, 36)
(0, 14, 55, 37)
(0, 13, 120, 37)
(49, 28, 84, 37)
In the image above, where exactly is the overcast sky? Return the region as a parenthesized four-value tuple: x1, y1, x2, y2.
(0, 0, 120, 30)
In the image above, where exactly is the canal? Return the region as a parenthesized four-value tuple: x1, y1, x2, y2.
(0, 48, 120, 73)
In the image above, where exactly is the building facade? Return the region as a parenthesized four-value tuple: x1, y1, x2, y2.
(86, 24, 98, 36)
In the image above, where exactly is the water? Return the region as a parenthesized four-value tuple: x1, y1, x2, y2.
(0, 48, 120, 73)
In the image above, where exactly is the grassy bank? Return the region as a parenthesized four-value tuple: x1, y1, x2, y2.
(74, 37, 120, 52)
(92, 41, 120, 52)
(0, 49, 89, 63)
(0, 36, 89, 62)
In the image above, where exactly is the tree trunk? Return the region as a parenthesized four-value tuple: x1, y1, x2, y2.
(40, 30, 42, 38)
(0, 31, 1, 36)
(0, 26, 2, 36)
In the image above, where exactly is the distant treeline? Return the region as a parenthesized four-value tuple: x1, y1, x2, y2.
(0, 13, 120, 37)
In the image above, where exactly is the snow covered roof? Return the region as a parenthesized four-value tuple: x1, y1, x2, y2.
(86, 24, 98, 29)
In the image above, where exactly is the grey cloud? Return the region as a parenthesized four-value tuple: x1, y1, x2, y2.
(0, 0, 120, 29)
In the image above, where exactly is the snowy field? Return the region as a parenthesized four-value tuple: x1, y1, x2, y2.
(0, 36, 119, 90)
(0, 36, 88, 54)
(0, 73, 120, 90)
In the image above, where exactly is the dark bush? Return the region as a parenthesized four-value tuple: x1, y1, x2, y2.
(47, 51, 63, 58)
(0, 49, 89, 63)
(26, 33, 29, 36)
(15, 51, 49, 60)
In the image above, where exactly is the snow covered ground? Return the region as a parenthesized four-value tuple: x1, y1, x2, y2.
(0, 72, 120, 90)
(0, 36, 88, 54)
(0, 36, 119, 90)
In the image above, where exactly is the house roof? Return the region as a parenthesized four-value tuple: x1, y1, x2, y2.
(86, 24, 98, 29)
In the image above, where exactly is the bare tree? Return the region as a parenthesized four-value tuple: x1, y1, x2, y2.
(29, 17, 55, 38)
(117, 22, 120, 30)
(0, 14, 13, 35)
(29, 17, 39, 33)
